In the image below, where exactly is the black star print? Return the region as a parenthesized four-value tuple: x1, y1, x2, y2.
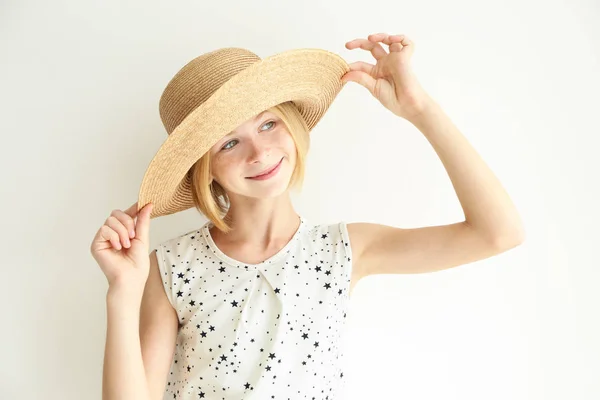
(157, 220, 353, 397)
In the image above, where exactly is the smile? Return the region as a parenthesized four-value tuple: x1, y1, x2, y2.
(246, 158, 284, 180)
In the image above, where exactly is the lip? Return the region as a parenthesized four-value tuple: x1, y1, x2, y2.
(246, 157, 283, 180)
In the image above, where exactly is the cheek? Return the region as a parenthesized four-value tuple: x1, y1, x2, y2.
(211, 153, 243, 180)
(279, 132, 296, 152)
(210, 155, 227, 179)
(284, 138, 297, 160)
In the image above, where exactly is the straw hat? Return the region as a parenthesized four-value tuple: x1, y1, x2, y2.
(137, 47, 350, 219)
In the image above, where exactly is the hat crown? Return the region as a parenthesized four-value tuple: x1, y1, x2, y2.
(158, 48, 261, 135)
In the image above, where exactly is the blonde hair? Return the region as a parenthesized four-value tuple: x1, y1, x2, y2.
(190, 101, 310, 234)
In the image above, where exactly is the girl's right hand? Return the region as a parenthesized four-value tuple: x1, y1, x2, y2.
(90, 202, 153, 293)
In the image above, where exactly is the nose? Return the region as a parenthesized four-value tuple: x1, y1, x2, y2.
(247, 136, 272, 164)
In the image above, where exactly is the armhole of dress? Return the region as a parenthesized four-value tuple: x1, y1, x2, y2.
(155, 243, 176, 310)
(338, 221, 354, 285)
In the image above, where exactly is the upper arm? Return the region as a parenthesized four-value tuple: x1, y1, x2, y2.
(140, 249, 179, 400)
(347, 221, 522, 278)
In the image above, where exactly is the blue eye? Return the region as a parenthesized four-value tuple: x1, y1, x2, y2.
(261, 120, 275, 131)
(221, 139, 238, 151)
(221, 120, 276, 151)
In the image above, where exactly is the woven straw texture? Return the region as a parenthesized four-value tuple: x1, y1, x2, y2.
(138, 48, 350, 219)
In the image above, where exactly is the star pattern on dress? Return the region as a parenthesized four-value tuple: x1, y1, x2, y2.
(154, 219, 353, 399)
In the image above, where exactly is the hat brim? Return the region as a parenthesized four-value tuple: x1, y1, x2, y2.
(138, 48, 350, 219)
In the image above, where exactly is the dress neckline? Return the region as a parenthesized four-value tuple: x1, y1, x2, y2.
(201, 217, 307, 268)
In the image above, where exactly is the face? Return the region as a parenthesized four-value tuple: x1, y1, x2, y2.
(208, 110, 297, 199)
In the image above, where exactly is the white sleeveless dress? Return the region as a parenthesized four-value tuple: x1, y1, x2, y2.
(154, 217, 354, 400)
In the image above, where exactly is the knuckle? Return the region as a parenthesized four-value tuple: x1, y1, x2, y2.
(106, 215, 120, 227)
(100, 225, 114, 238)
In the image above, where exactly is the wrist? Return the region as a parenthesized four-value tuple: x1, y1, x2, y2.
(407, 97, 441, 126)
(106, 285, 144, 306)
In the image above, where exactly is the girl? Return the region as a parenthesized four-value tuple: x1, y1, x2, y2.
(91, 33, 524, 400)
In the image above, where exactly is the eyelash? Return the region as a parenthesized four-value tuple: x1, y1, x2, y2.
(221, 120, 277, 151)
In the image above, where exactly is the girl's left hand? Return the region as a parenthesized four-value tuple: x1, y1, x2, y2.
(342, 33, 433, 121)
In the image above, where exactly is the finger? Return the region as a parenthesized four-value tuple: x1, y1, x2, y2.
(369, 33, 404, 43)
(387, 35, 413, 54)
(134, 203, 153, 245)
(110, 209, 137, 239)
(386, 34, 409, 44)
(346, 39, 388, 60)
(368, 32, 390, 39)
(99, 224, 122, 251)
(123, 202, 139, 220)
(342, 70, 377, 95)
(345, 39, 387, 61)
(370, 33, 410, 52)
(348, 61, 375, 75)
(105, 216, 131, 249)
(389, 43, 404, 52)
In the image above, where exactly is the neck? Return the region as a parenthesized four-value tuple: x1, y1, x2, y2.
(210, 192, 301, 249)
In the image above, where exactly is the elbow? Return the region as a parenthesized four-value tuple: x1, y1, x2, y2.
(490, 226, 526, 250)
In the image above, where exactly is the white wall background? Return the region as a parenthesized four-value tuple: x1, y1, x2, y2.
(1, 0, 598, 399)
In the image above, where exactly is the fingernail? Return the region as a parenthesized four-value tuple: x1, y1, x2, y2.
(130, 229, 135, 238)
